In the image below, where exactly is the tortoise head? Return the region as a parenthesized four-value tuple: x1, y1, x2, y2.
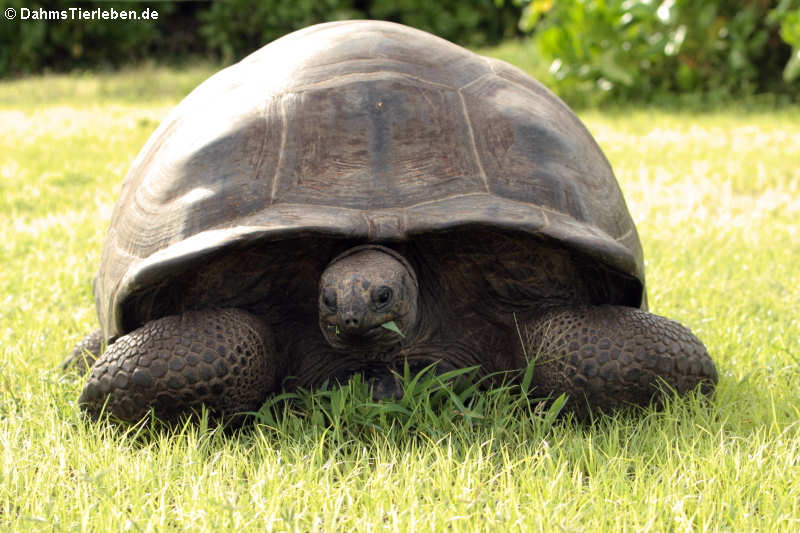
(318, 245, 419, 353)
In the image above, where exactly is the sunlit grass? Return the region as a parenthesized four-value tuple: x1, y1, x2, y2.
(1, 60, 799, 531)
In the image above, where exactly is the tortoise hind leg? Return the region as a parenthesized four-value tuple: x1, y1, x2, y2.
(518, 305, 717, 416)
(63, 329, 104, 375)
(79, 308, 278, 424)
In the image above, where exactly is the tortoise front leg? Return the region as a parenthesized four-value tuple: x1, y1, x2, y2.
(79, 308, 279, 424)
(518, 305, 717, 416)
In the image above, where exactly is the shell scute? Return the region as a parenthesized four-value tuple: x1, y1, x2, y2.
(272, 76, 485, 210)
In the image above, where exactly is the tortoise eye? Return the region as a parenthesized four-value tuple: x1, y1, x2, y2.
(322, 289, 337, 311)
(371, 286, 393, 309)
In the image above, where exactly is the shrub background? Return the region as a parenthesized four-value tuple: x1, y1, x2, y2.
(0, 0, 798, 104)
(517, 0, 800, 105)
(0, 0, 521, 73)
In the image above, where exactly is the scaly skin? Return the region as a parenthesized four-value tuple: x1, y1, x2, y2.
(71, 248, 717, 424)
(521, 305, 717, 416)
(78, 308, 278, 423)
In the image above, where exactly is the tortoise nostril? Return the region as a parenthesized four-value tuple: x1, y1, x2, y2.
(344, 317, 360, 328)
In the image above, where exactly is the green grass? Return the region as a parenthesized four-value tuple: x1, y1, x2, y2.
(2, 55, 800, 531)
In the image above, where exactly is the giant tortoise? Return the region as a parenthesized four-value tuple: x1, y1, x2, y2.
(67, 20, 717, 423)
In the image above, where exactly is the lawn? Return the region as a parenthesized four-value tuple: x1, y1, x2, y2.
(1, 54, 799, 531)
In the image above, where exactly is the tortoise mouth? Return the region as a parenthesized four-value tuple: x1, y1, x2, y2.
(324, 322, 402, 352)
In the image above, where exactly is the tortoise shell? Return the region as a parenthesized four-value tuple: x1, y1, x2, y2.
(94, 20, 644, 341)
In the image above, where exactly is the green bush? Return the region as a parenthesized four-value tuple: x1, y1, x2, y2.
(3, 0, 794, 103)
(368, 0, 520, 47)
(517, 0, 799, 105)
(1, 0, 521, 75)
(199, 0, 519, 62)
(0, 0, 165, 75)
(199, 0, 363, 63)
(770, 0, 800, 80)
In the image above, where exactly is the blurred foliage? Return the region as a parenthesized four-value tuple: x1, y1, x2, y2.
(0, 0, 520, 76)
(771, 0, 800, 80)
(2, 0, 797, 105)
(199, 0, 362, 63)
(0, 0, 166, 75)
(199, 0, 520, 61)
(368, 0, 520, 47)
(513, 0, 799, 105)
